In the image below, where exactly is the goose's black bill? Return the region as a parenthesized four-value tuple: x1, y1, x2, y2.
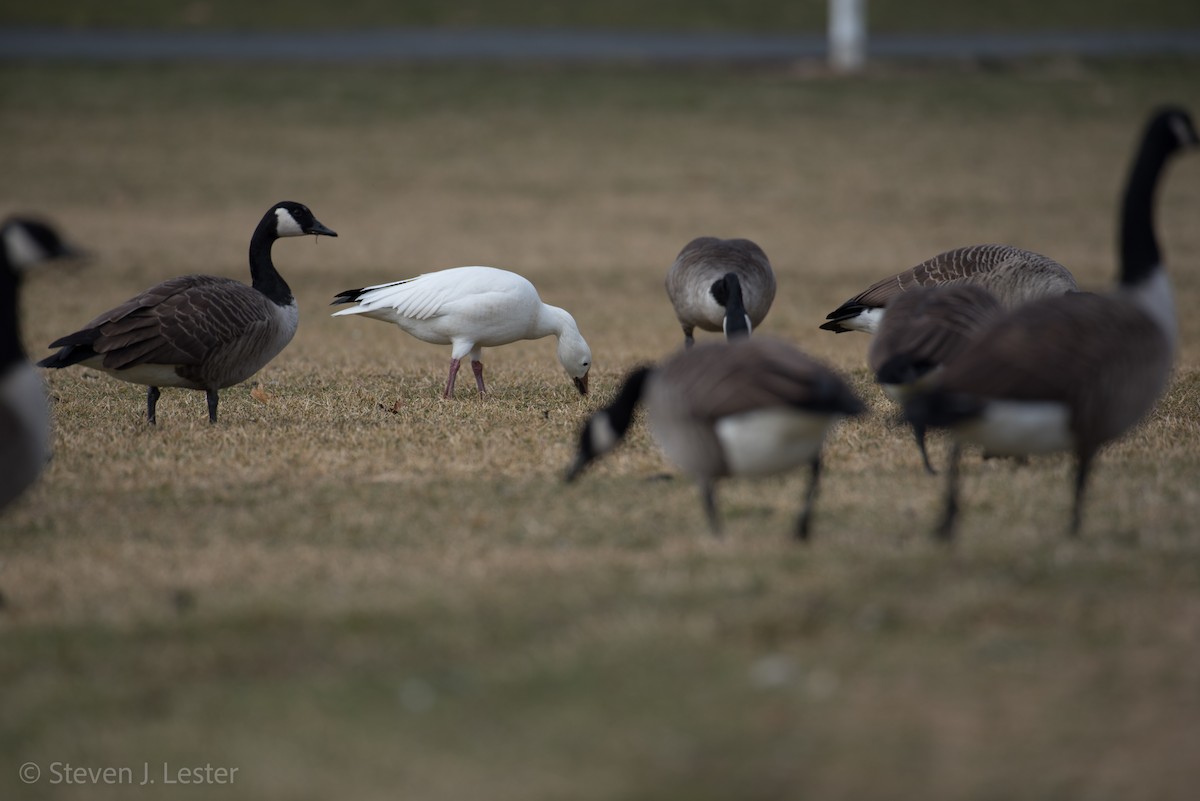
(307, 220, 338, 237)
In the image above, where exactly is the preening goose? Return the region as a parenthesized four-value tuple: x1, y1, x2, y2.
(2, 217, 84, 511)
(904, 106, 1198, 540)
(820, 244, 1076, 335)
(38, 201, 336, 424)
(331, 266, 592, 398)
(665, 236, 776, 347)
(869, 284, 1004, 474)
(567, 337, 864, 540)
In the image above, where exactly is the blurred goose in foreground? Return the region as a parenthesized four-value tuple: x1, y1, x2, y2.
(2, 217, 84, 511)
(904, 106, 1198, 540)
(869, 284, 1004, 474)
(39, 201, 336, 424)
(820, 243, 1077, 335)
(567, 337, 864, 540)
(665, 236, 775, 347)
(331, 266, 592, 398)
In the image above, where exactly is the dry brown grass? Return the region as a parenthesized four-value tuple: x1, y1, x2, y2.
(2, 60, 1200, 800)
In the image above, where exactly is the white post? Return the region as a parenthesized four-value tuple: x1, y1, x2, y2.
(829, 0, 867, 72)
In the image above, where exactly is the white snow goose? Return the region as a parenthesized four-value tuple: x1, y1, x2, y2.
(331, 266, 592, 398)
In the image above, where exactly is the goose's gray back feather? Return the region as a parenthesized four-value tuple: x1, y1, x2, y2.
(665, 237, 776, 333)
(851, 245, 1076, 311)
(70, 274, 298, 390)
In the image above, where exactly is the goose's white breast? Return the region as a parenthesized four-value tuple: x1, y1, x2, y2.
(954, 400, 1074, 456)
(714, 408, 832, 476)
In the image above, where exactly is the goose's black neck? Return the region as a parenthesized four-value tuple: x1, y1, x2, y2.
(249, 214, 294, 306)
(568, 366, 652, 480)
(605, 366, 652, 437)
(713, 273, 750, 339)
(0, 258, 24, 370)
(1119, 117, 1178, 287)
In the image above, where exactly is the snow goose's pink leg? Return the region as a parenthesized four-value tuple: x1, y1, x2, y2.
(443, 358, 462, 399)
(470, 347, 486, 396)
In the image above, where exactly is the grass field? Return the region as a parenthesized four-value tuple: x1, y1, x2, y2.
(3, 58, 1200, 799)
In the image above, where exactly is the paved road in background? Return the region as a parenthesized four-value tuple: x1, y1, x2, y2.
(1, 27, 1199, 63)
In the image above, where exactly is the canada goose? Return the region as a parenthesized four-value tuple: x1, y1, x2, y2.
(2, 217, 84, 511)
(567, 337, 864, 540)
(869, 284, 1004, 474)
(665, 236, 776, 347)
(38, 201, 336, 424)
(820, 244, 1077, 335)
(331, 266, 592, 398)
(904, 106, 1198, 540)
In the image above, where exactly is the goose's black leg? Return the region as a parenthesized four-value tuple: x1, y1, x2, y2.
(147, 386, 160, 425)
(935, 442, 962, 542)
(700, 481, 721, 536)
(795, 456, 822, 541)
(913, 421, 937, 475)
(682, 325, 695, 350)
(206, 389, 219, 423)
(1069, 451, 1094, 538)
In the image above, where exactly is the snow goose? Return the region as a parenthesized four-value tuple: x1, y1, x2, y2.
(820, 244, 1077, 335)
(904, 106, 1197, 540)
(331, 266, 592, 398)
(2, 217, 84, 511)
(665, 236, 776, 347)
(38, 201, 336, 424)
(868, 284, 1004, 473)
(567, 337, 864, 540)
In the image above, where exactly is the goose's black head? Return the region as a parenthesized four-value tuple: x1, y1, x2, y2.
(1155, 105, 1199, 152)
(2, 217, 85, 273)
(271, 201, 338, 239)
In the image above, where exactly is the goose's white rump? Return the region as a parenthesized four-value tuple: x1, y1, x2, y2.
(332, 266, 592, 398)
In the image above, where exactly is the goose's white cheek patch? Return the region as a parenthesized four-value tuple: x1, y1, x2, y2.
(590, 413, 619, 456)
(3, 225, 45, 270)
(275, 208, 305, 237)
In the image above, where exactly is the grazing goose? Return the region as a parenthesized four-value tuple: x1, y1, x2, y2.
(665, 236, 776, 347)
(567, 337, 864, 540)
(820, 244, 1077, 335)
(904, 106, 1198, 540)
(38, 201, 336, 424)
(331, 266, 592, 398)
(1, 217, 84, 511)
(869, 284, 1004, 474)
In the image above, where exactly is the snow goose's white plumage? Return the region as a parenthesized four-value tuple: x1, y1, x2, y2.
(331, 266, 592, 398)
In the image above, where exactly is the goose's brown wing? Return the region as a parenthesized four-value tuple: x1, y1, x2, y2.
(51, 275, 268, 369)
